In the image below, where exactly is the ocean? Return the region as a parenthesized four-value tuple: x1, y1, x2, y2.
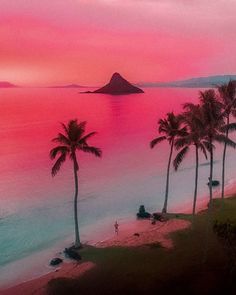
(0, 87, 236, 287)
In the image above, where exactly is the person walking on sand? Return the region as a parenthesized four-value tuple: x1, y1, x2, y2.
(114, 221, 119, 235)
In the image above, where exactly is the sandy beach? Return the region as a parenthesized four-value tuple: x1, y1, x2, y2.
(95, 218, 190, 249)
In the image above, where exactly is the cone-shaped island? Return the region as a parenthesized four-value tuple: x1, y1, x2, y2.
(86, 73, 144, 95)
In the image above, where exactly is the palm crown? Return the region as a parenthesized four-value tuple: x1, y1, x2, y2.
(218, 80, 236, 116)
(173, 104, 209, 170)
(150, 112, 187, 148)
(199, 90, 236, 147)
(50, 119, 102, 176)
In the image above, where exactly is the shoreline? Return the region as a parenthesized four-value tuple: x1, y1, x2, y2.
(1, 182, 235, 294)
(0, 218, 191, 295)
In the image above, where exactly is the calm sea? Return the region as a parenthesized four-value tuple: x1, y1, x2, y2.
(0, 87, 236, 287)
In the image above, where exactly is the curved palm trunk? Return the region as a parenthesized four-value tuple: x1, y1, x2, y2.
(162, 139, 174, 213)
(209, 143, 213, 203)
(221, 115, 229, 199)
(192, 145, 199, 215)
(73, 154, 81, 248)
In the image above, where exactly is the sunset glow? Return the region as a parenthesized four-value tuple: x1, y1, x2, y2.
(2, 1, 236, 292)
(0, 0, 236, 86)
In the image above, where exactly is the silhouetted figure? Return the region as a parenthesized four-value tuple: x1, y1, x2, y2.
(114, 221, 119, 235)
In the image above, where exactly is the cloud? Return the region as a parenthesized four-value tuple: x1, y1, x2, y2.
(0, 0, 235, 85)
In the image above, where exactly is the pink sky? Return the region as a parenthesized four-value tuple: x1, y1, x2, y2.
(0, 0, 236, 86)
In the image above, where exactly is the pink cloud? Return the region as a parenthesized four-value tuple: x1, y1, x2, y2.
(0, 0, 235, 85)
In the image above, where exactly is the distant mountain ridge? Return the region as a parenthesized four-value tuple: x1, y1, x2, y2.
(0, 81, 17, 88)
(1, 74, 236, 89)
(138, 75, 236, 88)
(49, 84, 86, 88)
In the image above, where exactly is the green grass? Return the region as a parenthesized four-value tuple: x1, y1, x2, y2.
(47, 196, 236, 295)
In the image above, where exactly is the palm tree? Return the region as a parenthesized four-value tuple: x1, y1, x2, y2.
(50, 119, 102, 248)
(198, 89, 236, 263)
(217, 80, 236, 199)
(150, 112, 187, 213)
(173, 104, 208, 215)
(199, 89, 236, 203)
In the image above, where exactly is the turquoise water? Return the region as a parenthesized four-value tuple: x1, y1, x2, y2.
(0, 87, 236, 287)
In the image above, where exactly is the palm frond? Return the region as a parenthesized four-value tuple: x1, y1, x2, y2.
(232, 109, 236, 117)
(67, 119, 78, 130)
(177, 126, 188, 136)
(200, 89, 224, 125)
(52, 133, 70, 145)
(79, 145, 102, 157)
(183, 102, 199, 111)
(174, 136, 190, 150)
(77, 121, 87, 130)
(150, 136, 166, 149)
(158, 119, 169, 134)
(173, 146, 189, 171)
(198, 143, 208, 159)
(202, 140, 215, 152)
(214, 134, 236, 148)
(79, 132, 97, 144)
(60, 122, 69, 136)
(49, 146, 69, 160)
(51, 152, 67, 176)
(218, 80, 236, 107)
(220, 122, 236, 133)
(67, 120, 87, 141)
(158, 112, 183, 137)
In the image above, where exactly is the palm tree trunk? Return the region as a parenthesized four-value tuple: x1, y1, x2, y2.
(162, 139, 174, 213)
(221, 115, 229, 199)
(203, 143, 214, 263)
(193, 145, 199, 215)
(209, 143, 213, 203)
(73, 154, 81, 248)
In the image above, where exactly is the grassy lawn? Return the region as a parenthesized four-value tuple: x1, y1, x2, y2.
(47, 196, 236, 295)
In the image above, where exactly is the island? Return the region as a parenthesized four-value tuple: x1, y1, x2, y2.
(49, 84, 86, 88)
(83, 73, 144, 95)
(0, 81, 17, 88)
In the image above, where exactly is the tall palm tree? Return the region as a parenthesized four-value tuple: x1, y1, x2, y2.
(199, 89, 236, 203)
(217, 80, 236, 199)
(150, 112, 187, 213)
(50, 119, 102, 248)
(197, 89, 236, 263)
(173, 104, 208, 215)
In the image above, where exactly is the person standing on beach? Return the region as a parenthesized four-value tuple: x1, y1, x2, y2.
(114, 221, 119, 235)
